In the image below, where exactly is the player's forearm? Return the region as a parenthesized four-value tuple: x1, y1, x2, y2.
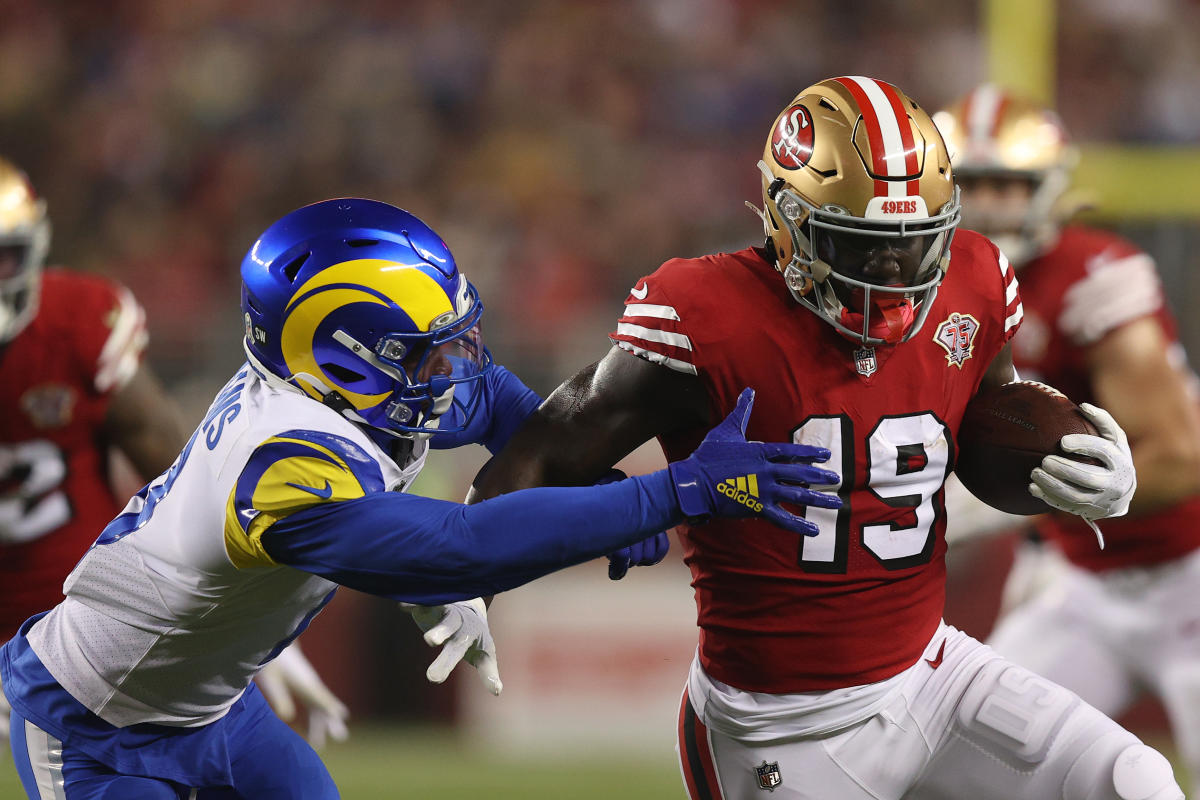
(261, 472, 681, 604)
(1127, 442, 1200, 514)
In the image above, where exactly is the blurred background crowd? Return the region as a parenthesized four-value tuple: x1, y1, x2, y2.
(4, 0, 1198, 398)
(1, 0, 1198, 793)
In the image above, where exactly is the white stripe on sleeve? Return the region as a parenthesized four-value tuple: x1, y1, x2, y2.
(623, 303, 681, 321)
(1059, 253, 1163, 345)
(615, 322, 693, 351)
(614, 341, 697, 375)
(95, 286, 148, 393)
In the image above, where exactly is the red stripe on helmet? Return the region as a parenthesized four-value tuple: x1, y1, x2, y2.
(870, 79, 922, 196)
(834, 77, 889, 196)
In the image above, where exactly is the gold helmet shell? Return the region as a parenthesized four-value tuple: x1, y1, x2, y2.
(0, 156, 49, 342)
(932, 85, 1077, 265)
(756, 76, 960, 345)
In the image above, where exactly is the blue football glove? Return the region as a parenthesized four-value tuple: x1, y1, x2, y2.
(668, 387, 841, 535)
(430, 364, 542, 453)
(596, 468, 671, 580)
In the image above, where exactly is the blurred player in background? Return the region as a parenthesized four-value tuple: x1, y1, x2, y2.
(1, 198, 833, 798)
(0, 156, 350, 760)
(936, 86, 1200, 794)
(470, 76, 1185, 799)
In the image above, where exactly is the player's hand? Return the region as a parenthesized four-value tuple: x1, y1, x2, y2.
(607, 531, 670, 580)
(667, 387, 841, 534)
(255, 642, 350, 750)
(1030, 403, 1136, 520)
(0, 674, 10, 761)
(402, 597, 502, 696)
(427, 364, 541, 452)
(595, 468, 671, 579)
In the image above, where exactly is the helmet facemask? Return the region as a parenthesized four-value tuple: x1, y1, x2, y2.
(760, 160, 960, 346)
(326, 290, 492, 438)
(0, 207, 49, 344)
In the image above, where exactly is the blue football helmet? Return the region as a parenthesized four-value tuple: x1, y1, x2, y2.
(240, 198, 491, 437)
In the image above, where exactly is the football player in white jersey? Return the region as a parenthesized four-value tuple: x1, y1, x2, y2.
(1, 198, 842, 798)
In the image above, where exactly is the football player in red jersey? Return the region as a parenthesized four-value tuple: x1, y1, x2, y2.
(936, 86, 1200, 796)
(0, 156, 350, 757)
(469, 77, 1184, 799)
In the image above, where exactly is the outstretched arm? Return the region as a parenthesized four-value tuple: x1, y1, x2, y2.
(469, 346, 713, 499)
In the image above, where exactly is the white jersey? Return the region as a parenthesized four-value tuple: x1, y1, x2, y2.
(26, 364, 424, 728)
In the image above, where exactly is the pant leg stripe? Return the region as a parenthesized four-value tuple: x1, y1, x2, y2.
(691, 705, 725, 800)
(681, 687, 716, 800)
(23, 719, 67, 800)
(677, 687, 705, 800)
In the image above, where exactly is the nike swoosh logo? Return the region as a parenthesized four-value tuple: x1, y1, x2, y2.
(286, 479, 333, 499)
(925, 639, 946, 669)
(630, 282, 648, 300)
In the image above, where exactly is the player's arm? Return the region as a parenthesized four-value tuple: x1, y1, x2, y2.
(101, 364, 190, 480)
(236, 388, 839, 604)
(977, 342, 1017, 393)
(468, 345, 713, 499)
(1085, 318, 1200, 513)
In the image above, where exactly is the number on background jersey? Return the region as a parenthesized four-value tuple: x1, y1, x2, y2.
(793, 412, 952, 573)
(0, 440, 71, 545)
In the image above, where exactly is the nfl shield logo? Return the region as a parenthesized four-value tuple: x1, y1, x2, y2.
(853, 346, 877, 377)
(755, 761, 782, 791)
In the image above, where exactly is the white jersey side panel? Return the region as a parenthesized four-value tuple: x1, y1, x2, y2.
(27, 365, 419, 727)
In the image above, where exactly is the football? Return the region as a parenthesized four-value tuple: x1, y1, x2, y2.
(955, 381, 1100, 515)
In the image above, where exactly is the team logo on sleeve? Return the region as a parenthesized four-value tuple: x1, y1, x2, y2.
(755, 760, 783, 791)
(20, 384, 76, 429)
(933, 312, 980, 368)
(771, 104, 815, 169)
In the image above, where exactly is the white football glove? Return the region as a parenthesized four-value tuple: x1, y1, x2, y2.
(0, 674, 9, 761)
(1030, 402, 1136, 523)
(402, 597, 502, 696)
(256, 641, 349, 750)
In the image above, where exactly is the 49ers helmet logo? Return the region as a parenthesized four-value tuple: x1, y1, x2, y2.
(771, 104, 815, 169)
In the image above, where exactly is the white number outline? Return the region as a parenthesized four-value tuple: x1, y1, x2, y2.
(0, 440, 72, 545)
(791, 411, 953, 573)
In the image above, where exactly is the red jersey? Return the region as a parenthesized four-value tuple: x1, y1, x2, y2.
(1010, 225, 1200, 571)
(0, 269, 146, 641)
(611, 230, 1020, 692)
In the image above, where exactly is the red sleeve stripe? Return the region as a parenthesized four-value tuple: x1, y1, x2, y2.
(835, 76, 921, 197)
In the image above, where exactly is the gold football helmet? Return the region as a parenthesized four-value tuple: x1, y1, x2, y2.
(932, 85, 1077, 267)
(755, 76, 959, 346)
(0, 157, 49, 342)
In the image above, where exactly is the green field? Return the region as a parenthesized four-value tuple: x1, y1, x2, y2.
(0, 726, 683, 799)
(1, 728, 1188, 798)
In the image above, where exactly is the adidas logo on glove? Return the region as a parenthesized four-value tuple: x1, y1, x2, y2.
(717, 475, 764, 513)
